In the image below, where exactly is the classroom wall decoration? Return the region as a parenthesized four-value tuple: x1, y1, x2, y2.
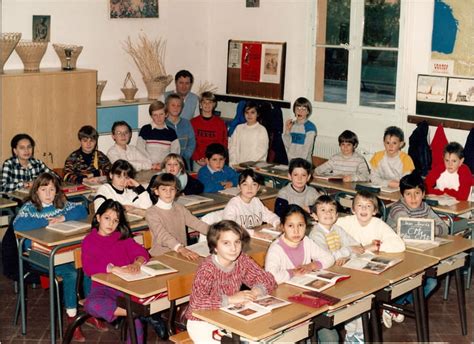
(415, 74, 474, 122)
(431, 0, 474, 77)
(110, 0, 159, 19)
(227, 40, 286, 100)
(32, 15, 50, 42)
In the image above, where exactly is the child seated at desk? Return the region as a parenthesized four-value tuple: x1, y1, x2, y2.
(136, 101, 180, 167)
(228, 100, 269, 166)
(63, 125, 111, 184)
(425, 141, 472, 201)
(274, 158, 321, 217)
(314, 130, 370, 182)
(309, 195, 363, 265)
(13, 172, 89, 341)
(265, 205, 336, 343)
(222, 168, 280, 238)
(147, 153, 204, 204)
(93, 160, 152, 213)
(370, 126, 414, 188)
(282, 97, 316, 163)
(0, 133, 53, 192)
(185, 220, 276, 343)
(197, 143, 239, 192)
(106, 121, 157, 171)
(82, 200, 150, 344)
(146, 173, 208, 258)
(336, 190, 405, 332)
(387, 172, 448, 236)
(190, 91, 228, 171)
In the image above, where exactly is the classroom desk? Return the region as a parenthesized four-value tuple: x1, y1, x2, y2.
(372, 251, 438, 342)
(7, 186, 94, 204)
(313, 265, 389, 342)
(192, 284, 326, 343)
(407, 235, 473, 336)
(0, 196, 18, 217)
(92, 255, 197, 344)
(14, 218, 148, 344)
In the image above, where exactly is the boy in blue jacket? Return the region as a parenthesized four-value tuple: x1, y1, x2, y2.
(197, 143, 238, 192)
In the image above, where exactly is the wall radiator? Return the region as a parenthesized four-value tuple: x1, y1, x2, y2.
(314, 135, 374, 160)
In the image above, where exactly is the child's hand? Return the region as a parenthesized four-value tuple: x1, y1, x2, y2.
(342, 175, 352, 182)
(126, 178, 140, 188)
(388, 180, 399, 188)
(197, 158, 206, 166)
(284, 119, 294, 133)
(221, 181, 233, 189)
(48, 215, 66, 225)
(291, 266, 309, 276)
(310, 212, 318, 222)
(300, 262, 318, 272)
(228, 290, 258, 305)
(351, 245, 365, 254)
(177, 247, 200, 261)
(365, 240, 381, 253)
(335, 258, 349, 266)
(115, 263, 140, 275)
(23, 181, 33, 189)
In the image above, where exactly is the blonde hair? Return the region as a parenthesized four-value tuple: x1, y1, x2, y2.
(161, 153, 185, 172)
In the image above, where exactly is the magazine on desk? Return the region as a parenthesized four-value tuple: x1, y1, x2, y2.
(286, 270, 350, 292)
(112, 260, 177, 282)
(46, 221, 91, 234)
(220, 295, 290, 320)
(342, 252, 402, 274)
(175, 195, 214, 207)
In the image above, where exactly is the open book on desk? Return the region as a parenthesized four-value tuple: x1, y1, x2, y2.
(186, 241, 210, 257)
(125, 212, 144, 223)
(425, 195, 459, 206)
(313, 174, 345, 181)
(112, 260, 177, 282)
(218, 186, 240, 197)
(343, 252, 402, 274)
(82, 176, 107, 190)
(220, 295, 290, 320)
(175, 195, 214, 207)
(250, 228, 281, 243)
(46, 221, 91, 235)
(286, 270, 350, 292)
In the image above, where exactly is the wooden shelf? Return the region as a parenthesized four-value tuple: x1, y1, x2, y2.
(97, 98, 155, 109)
(407, 115, 472, 131)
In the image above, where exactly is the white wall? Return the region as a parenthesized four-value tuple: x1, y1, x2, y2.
(2, 0, 469, 153)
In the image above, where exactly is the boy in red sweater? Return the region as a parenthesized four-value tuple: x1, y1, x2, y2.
(190, 92, 228, 171)
(425, 142, 472, 201)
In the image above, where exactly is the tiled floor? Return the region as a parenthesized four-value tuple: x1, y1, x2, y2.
(0, 257, 472, 343)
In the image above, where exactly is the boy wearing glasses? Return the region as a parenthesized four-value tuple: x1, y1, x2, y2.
(107, 121, 157, 171)
(282, 97, 317, 163)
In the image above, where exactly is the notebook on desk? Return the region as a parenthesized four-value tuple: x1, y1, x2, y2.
(46, 221, 91, 235)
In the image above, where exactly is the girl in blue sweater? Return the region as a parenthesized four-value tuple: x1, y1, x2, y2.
(13, 172, 89, 340)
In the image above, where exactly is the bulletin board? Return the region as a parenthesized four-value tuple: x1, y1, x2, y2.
(226, 40, 286, 100)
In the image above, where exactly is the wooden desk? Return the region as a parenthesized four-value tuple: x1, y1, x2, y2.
(407, 235, 473, 336)
(14, 218, 148, 344)
(0, 196, 18, 217)
(372, 251, 438, 342)
(193, 284, 326, 343)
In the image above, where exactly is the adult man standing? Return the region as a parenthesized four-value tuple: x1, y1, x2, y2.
(164, 70, 200, 121)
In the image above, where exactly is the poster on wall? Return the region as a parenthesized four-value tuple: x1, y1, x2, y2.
(240, 43, 262, 82)
(228, 42, 242, 68)
(110, 0, 159, 18)
(416, 75, 447, 103)
(32, 15, 51, 42)
(431, 0, 474, 76)
(259, 44, 282, 84)
(447, 77, 474, 106)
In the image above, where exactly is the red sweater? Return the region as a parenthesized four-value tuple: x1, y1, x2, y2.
(425, 163, 472, 201)
(191, 115, 228, 161)
(185, 253, 276, 321)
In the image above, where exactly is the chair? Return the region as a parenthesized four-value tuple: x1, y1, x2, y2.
(166, 272, 195, 343)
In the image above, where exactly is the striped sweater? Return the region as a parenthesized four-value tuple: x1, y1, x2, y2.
(136, 124, 180, 164)
(315, 152, 370, 182)
(185, 253, 276, 321)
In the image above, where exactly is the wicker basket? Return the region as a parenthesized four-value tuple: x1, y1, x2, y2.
(53, 43, 83, 70)
(143, 75, 173, 100)
(15, 41, 48, 72)
(120, 72, 138, 102)
(96, 80, 107, 105)
(1, 32, 22, 73)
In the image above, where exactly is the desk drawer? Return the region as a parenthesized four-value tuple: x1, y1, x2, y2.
(327, 295, 374, 325)
(434, 256, 466, 276)
(386, 273, 424, 299)
(263, 321, 312, 343)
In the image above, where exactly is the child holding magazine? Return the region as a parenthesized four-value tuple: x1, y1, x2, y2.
(265, 205, 336, 342)
(185, 220, 276, 343)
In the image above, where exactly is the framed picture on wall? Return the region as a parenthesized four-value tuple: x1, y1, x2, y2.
(32, 15, 51, 42)
(110, 0, 159, 19)
(246, 0, 260, 8)
(416, 75, 447, 103)
(260, 44, 283, 84)
(447, 77, 474, 106)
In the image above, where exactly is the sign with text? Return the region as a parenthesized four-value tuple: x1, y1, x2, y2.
(397, 217, 435, 242)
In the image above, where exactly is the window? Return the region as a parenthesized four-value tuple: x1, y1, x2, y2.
(314, 0, 401, 109)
